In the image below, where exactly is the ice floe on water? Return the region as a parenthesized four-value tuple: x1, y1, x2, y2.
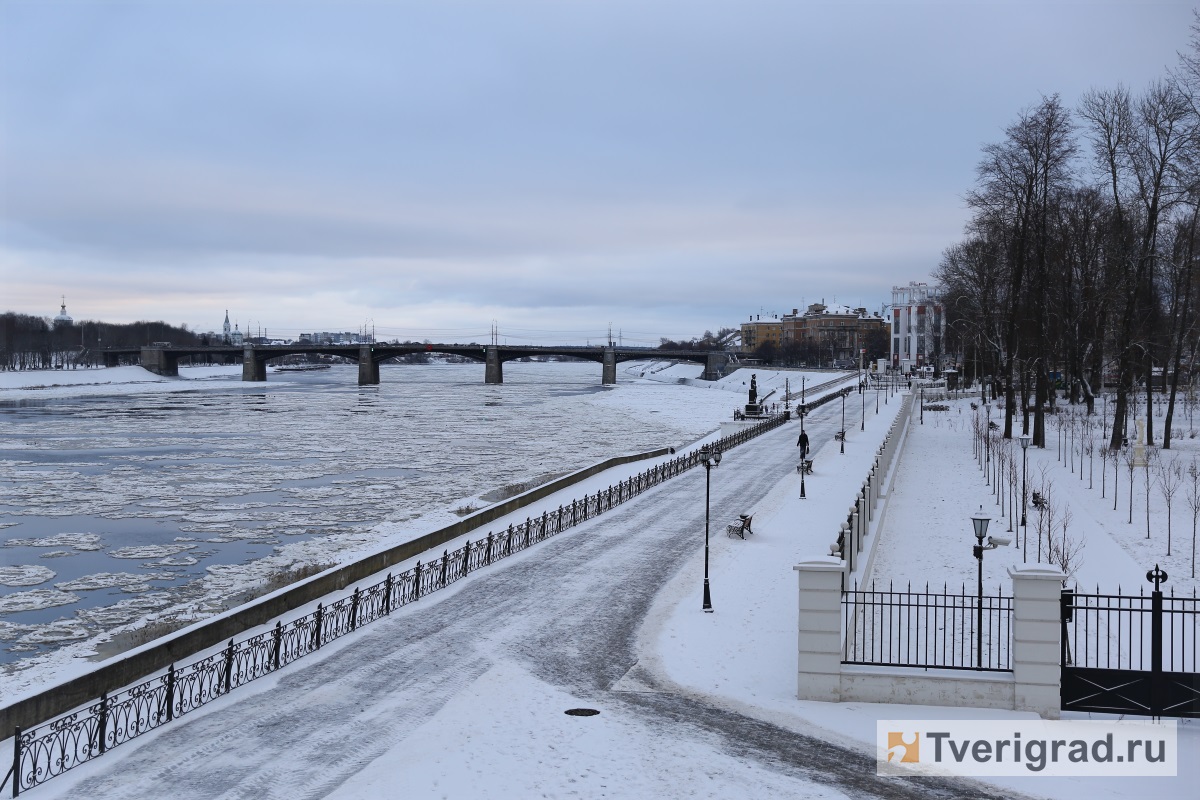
(0, 621, 32, 640)
(149, 555, 199, 567)
(107, 543, 198, 559)
(55, 572, 177, 592)
(0, 589, 80, 614)
(18, 623, 90, 645)
(74, 593, 174, 627)
(6, 533, 103, 550)
(38, 550, 74, 559)
(0, 564, 55, 586)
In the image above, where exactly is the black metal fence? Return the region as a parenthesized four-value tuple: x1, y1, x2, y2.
(842, 581, 1013, 672)
(1063, 586, 1199, 672)
(4, 412, 790, 796)
(1061, 578, 1199, 718)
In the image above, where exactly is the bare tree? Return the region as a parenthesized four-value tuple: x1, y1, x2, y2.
(1124, 444, 1137, 524)
(968, 96, 1078, 447)
(1033, 467, 1056, 564)
(1187, 458, 1200, 578)
(1143, 447, 1159, 539)
(1157, 457, 1183, 554)
(1100, 444, 1109, 498)
(1048, 504, 1084, 581)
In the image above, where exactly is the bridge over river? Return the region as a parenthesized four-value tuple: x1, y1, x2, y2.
(98, 344, 735, 385)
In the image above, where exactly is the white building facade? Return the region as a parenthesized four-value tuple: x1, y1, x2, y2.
(888, 281, 945, 372)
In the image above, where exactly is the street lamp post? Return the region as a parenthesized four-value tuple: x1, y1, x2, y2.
(699, 444, 722, 613)
(971, 505, 1003, 668)
(920, 386, 924, 425)
(861, 379, 866, 430)
(1019, 434, 1030, 562)
(984, 401, 992, 486)
(1102, 393, 1107, 443)
(840, 391, 846, 454)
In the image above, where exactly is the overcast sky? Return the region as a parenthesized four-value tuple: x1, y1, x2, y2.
(0, 1, 1193, 345)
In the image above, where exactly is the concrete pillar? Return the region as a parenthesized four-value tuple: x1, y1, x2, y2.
(794, 558, 844, 701)
(140, 347, 178, 376)
(602, 347, 617, 385)
(856, 493, 865, 550)
(242, 347, 266, 381)
(485, 346, 503, 384)
(841, 520, 853, 576)
(358, 345, 380, 385)
(1009, 565, 1065, 719)
(103, 352, 120, 368)
(701, 352, 725, 381)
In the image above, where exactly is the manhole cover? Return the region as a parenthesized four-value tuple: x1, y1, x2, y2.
(564, 708, 600, 717)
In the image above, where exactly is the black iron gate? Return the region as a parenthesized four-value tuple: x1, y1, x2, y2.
(1061, 566, 1199, 718)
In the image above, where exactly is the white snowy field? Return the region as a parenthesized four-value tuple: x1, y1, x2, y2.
(874, 398, 1200, 594)
(3, 367, 1195, 799)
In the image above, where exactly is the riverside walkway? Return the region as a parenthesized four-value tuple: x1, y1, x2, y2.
(22, 389, 1016, 800)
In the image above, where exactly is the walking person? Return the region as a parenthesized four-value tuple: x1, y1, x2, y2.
(796, 429, 809, 459)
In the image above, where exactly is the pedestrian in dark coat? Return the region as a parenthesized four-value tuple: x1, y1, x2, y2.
(796, 430, 810, 458)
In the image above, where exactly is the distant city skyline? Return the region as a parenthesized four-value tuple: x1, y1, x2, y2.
(1, 1, 1192, 345)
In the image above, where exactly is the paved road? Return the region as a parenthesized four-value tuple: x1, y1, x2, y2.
(48, 406, 1020, 800)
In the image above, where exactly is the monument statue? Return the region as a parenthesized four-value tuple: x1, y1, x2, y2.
(742, 373, 765, 418)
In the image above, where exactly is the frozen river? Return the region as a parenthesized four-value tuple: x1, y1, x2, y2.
(0, 361, 740, 675)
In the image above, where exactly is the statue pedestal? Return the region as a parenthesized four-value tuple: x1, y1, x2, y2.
(1133, 419, 1148, 467)
(1133, 442, 1147, 468)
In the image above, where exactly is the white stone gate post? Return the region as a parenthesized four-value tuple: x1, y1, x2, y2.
(794, 557, 844, 702)
(1009, 565, 1065, 718)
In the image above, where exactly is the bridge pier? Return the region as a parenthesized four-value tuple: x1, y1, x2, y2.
(140, 347, 179, 377)
(103, 352, 121, 368)
(358, 346, 380, 385)
(485, 346, 503, 384)
(702, 352, 727, 381)
(242, 347, 267, 381)
(602, 347, 617, 385)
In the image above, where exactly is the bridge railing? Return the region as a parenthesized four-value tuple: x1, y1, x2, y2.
(5, 412, 789, 797)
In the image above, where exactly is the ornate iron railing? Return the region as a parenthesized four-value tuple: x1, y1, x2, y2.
(7, 411, 790, 796)
(1063, 585, 1199, 672)
(842, 580, 1014, 672)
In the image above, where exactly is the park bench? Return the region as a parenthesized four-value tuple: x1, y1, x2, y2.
(834, 430, 845, 442)
(796, 459, 814, 475)
(1031, 491, 1047, 509)
(726, 514, 754, 540)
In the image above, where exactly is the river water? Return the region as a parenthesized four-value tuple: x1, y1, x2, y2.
(0, 362, 732, 670)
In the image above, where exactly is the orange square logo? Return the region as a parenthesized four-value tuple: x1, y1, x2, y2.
(887, 732, 919, 763)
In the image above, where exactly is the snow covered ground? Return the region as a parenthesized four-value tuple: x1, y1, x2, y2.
(3, 366, 1194, 799)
